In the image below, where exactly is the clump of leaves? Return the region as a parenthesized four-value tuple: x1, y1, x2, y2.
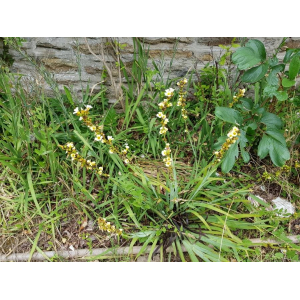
(215, 38, 300, 173)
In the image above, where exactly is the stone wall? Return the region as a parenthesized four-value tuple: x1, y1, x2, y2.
(1, 37, 299, 103)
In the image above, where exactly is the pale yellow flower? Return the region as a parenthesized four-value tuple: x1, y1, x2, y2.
(159, 127, 168, 135)
(95, 135, 103, 142)
(156, 112, 166, 119)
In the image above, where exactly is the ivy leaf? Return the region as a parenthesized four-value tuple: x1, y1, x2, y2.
(221, 142, 239, 173)
(242, 63, 269, 83)
(215, 107, 243, 125)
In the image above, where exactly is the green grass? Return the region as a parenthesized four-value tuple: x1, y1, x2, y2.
(1, 37, 300, 262)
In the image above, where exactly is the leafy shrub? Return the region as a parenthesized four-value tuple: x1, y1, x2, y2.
(215, 39, 300, 172)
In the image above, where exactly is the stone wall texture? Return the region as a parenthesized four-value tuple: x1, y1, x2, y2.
(1, 37, 300, 103)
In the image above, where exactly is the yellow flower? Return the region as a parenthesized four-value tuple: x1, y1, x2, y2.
(165, 161, 172, 167)
(98, 167, 103, 175)
(66, 142, 74, 148)
(95, 135, 103, 142)
(159, 126, 168, 135)
(156, 112, 166, 119)
(165, 88, 174, 97)
(89, 125, 97, 131)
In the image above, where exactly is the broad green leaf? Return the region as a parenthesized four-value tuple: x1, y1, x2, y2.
(283, 49, 297, 63)
(268, 57, 278, 67)
(232, 47, 262, 70)
(239, 130, 248, 148)
(274, 91, 288, 101)
(253, 107, 265, 115)
(257, 135, 270, 159)
(266, 130, 286, 146)
(289, 55, 300, 79)
(232, 39, 266, 70)
(266, 70, 279, 86)
(246, 39, 266, 61)
(271, 64, 285, 73)
(240, 98, 254, 111)
(247, 122, 258, 130)
(269, 141, 290, 167)
(221, 142, 239, 173)
(241, 148, 250, 163)
(257, 134, 290, 166)
(260, 112, 282, 129)
(215, 107, 243, 125)
(263, 85, 277, 98)
(282, 78, 296, 88)
(242, 63, 269, 83)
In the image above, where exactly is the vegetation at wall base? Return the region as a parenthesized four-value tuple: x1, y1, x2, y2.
(0, 37, 300, 262)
